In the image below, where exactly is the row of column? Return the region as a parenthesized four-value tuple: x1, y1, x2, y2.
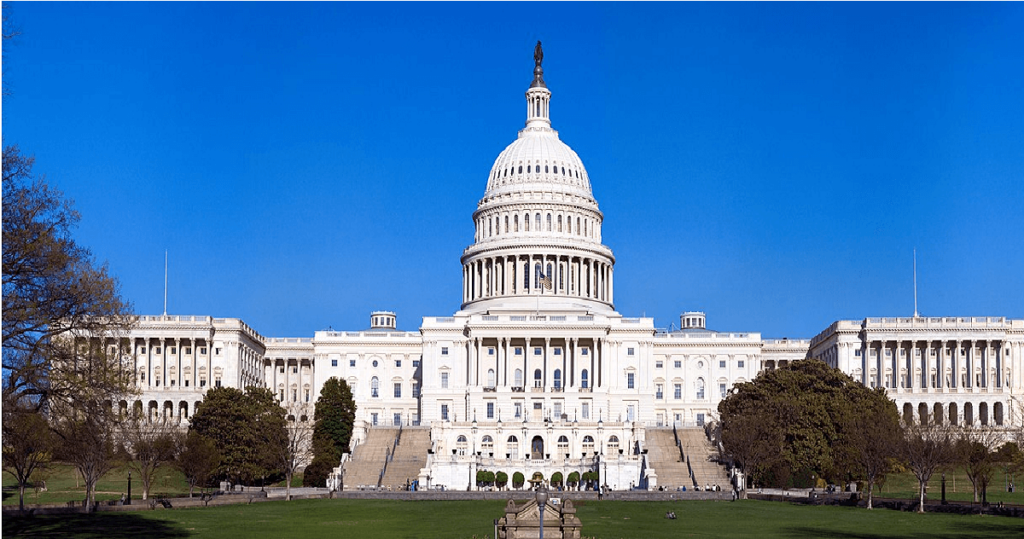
(466, 336, 603, 391)
(137, 337, 213, 390)
(902, 400, 1007, 427)
(463, 253, 612, 305)
(860, 339, 1009, 391)
(266, 357, 314, 404)
(474, 209, 599, 242)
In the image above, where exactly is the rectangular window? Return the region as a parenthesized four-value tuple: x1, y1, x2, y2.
(371, 413, 378, 426)
(487, 402, 494, 419)
(349, 359, 356, 367)
(413, 360, 420, 368)
(170, 347, 177, 355)
(626, 405, 635, 422)
(394, 383, 402, 398)
(200, 347, 207, 355)
(155, 347, 162, 354)
(396, 360, 402, 367)
(488, 348, 495, 356)
(331, 359, 338, 367)
(293, 367, 298, 374)
(394, 413, 402, 426)
(719, 360, 726, 368)
(720, 383, 727, 399)
(554, 348, 561, 356)
(553, 402, 562, 419)
(215, 379, 222, 388)
(515, 347, 522, 355)
(738, 360, 745, 368)
(185, 380, 189, 387)
(674, 360, 682, 368)
(185, 348, 192, 355)
(441, 404, 449, 421)
(582, 402, 590, 419)
(656, 361, 663, 369)
(656, 384, 664, 399)
(215, 348, 222, 355)
(514, 402, 522, 418)
(697, 413, 705, 427)
(581, 349, 588, 356)
(627, 347, 635, 356)
(441, 372, 449, 389)
(534, 347, 542, 355)
(627, 372, 635, 389)
(412, 383, 420, 398)
(674, 384, 682, 399)
(139, 347, 147, 354)
(855, 349, 862, 357)
(441, 347, 449, 355)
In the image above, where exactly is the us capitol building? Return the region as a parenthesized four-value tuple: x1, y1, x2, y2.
(119, 46, 1024, 491)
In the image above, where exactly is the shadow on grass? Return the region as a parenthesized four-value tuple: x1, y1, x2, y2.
(2, 512, 190, 539)
(785, 519, 1024, 539)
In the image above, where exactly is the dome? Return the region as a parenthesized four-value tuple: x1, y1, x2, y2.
(483, 129, 593, 200)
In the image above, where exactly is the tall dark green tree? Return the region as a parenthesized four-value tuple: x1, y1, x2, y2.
(188, 386, 287, 485)
(304, 377, 356, 487)
(719, 359, 901, 493)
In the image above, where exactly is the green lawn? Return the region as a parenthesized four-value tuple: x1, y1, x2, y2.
(4, 498, 1024, 539)
(3, 465, 303, 507)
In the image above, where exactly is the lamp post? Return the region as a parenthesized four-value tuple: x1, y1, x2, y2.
(536, 483, 549, 539)
(127, 471, 132, 505)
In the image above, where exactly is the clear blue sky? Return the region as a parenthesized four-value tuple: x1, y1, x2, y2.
(4, 2, 1023, 339)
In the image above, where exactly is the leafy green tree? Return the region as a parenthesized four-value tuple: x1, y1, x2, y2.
(304, 377, 356, 487)
(719, 359, 901, 492)
(188, 386, 287, 485)
(512, 471, 525, 489)
(567, 471, 580, 490)
(834, 386, 903, 509)
(173, 431, 221, 498)
(495, 471, 508, 490)
(551, 471, 563, 487)
(2, 406, 53, 510)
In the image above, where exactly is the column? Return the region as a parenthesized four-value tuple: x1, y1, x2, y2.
(544, 337, 551, 388)
(524, 338, 531, 389)
(570, 337, 578, 388)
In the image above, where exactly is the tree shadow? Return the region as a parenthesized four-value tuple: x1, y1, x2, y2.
(2, 512, 190, 539)
(784, 519, 1024, 539)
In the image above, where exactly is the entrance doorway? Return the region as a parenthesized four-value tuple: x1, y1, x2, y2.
(531, 436, 544, 460)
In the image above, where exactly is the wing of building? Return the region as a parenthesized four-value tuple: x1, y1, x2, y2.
(121, 47, 1024, 492)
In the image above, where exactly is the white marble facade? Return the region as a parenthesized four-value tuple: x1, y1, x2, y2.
(124, 50, 1023, 490)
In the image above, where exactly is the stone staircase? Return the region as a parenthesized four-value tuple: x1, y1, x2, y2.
(677, 428, 730, 489)
(381, 427, 430, 489)
(342, 427, 398, 489)
(645, 428, 693, 490)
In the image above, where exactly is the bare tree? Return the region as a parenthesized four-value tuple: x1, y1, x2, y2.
(174, 431, 221, 498)
(53, 406, 121, 511)
(2, 404, 54, 510)
(122, 418, 178, 501)
(956, 425, 1004, 504)
(901, 417, 955, 513)
(273, 423, 313, 500)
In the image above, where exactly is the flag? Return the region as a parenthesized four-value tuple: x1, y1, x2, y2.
(539, 271, 553, 290)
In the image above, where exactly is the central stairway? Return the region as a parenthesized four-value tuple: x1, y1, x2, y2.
(342, 427, 398, 489)
(677, 428, 730, 489)
(645, 428, 693, 490)
(381, 427, 430, 489)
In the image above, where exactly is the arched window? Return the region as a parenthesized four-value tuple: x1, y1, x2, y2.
(545, 165, 549, 173)
(456, 435, 468, 456)
(482, 435, 494, 453)
(514, 215, 519, 232)
(527, 165, 531, 174)
(546, 263, 553, 285)
(523, 263, 530, 289)
(607, 435, 620, 454)
(371, 376, 379, 398)
(488, 219, 492, 237)
(487, 368, 495, 388)
(515, 368, 523, 388)
(557, 215, 562, 232)
(696, 377, 705, 400)
(524, 212, 530, 231)
(554, 369, 562, 389)
(547, 213, 552, 231)
(535, 213, 541, 230)
(534, 369, 542, 388)
(576, 217, 581, 235)
(581, 369, 589, 389)
(507, 436, 519, 459)
(534, 263, 542, 288)
(518, 165, 523, 174)
(557, 435, 569, 456)
(582, 435, 595, 455)
(504, 216, 509, 234)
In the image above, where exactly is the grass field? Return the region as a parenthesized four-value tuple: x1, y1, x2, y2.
(4, 498, 1024, 539)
